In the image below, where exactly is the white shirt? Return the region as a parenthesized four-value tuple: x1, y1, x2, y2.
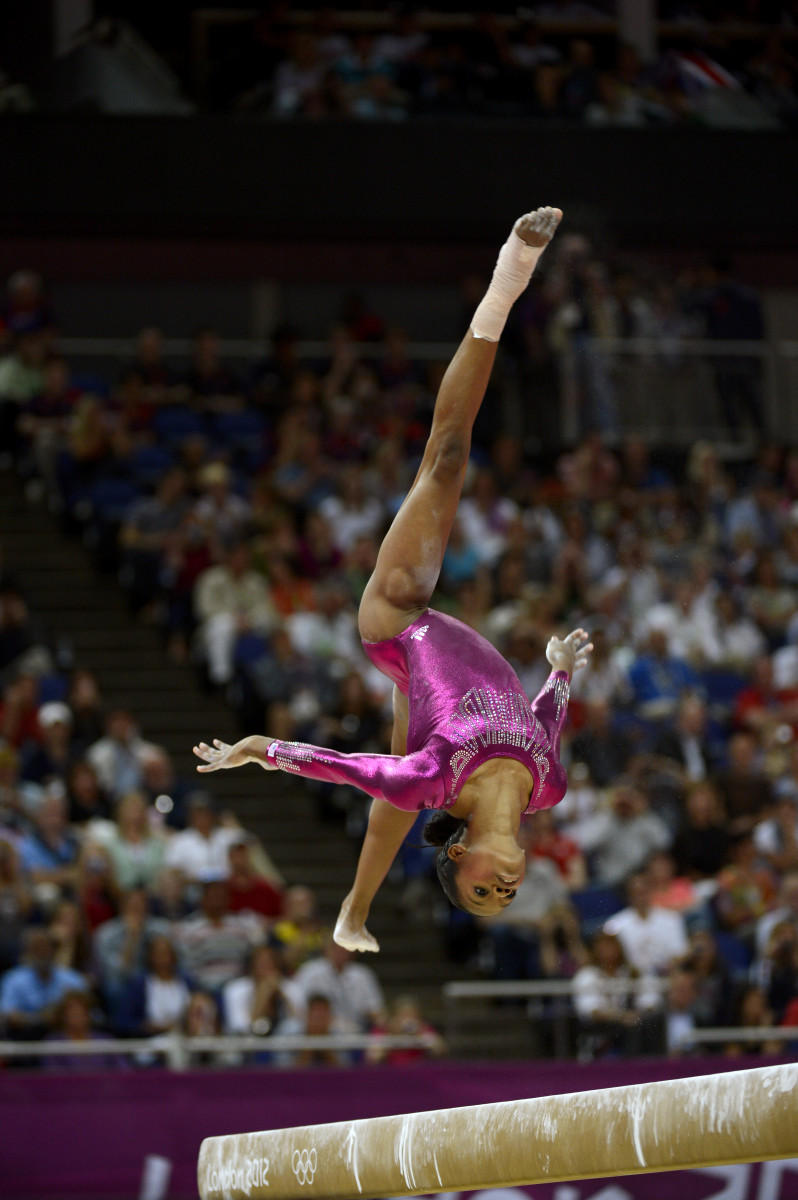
(284, 957, 384, 1030)
(571, 966, 660, 1019)
(604, 905, 689, 975)
(145, 975, 190, 1029)
(164, 827, 242, 880)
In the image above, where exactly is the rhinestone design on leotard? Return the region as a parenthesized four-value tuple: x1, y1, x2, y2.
(448, 686, 552, 787)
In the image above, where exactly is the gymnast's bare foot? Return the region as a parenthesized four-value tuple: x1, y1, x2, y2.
(334, 896, 380, 953)
(515, 206, 563, 248)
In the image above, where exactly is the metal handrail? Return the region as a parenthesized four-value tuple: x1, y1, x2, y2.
(685, 1026, 798, 1045)
(443, 977, 668, 1001)
(0, 1030, 441, 1070)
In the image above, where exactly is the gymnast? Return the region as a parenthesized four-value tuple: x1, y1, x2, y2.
(194, 206, 592, 952)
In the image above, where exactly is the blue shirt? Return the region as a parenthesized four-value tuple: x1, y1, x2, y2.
(0, 964, 86, 1015)
(18, 831, 79, 875)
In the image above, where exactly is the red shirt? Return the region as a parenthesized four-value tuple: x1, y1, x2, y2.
(227, 877, 283, 919)
(529, 832, 582, 879)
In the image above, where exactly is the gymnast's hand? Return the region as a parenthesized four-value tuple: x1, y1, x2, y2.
(193, 735, 278, 772)
(545, 629, 593, 678)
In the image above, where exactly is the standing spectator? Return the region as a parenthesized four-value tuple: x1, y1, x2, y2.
(285, 935, 385, 1031)
(605, 873, 690, 976)
(175, 878, 264, 995)
(0, 928, 86, 1038)
(194, 540, 277, 686)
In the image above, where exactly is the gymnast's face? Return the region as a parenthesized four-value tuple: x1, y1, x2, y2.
(447, 841, 526, 916)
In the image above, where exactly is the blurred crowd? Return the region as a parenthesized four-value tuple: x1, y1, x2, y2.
(190, 2, 798, 129)
(1, 243, 797, 1065)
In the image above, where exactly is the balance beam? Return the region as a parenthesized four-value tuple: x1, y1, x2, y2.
(197, 1063, 798, 1200)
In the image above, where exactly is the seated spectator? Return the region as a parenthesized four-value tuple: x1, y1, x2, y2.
(713, 833, 776, 946)
(664, 967, 700, 1056)
(704, 591, 766, 672)
(76, 840, 117, 932)
(43, 988, 126, 1071)
(119, 467, 190, 616)
(628, 626, 700, 723)
(193, 462, 252, 550)
(571, 932, 662, 1060)
(0, 928, 87, 1038)
(712, 730, 774, 836)
(273, 992, 352, 1068)
(723, 985, 782, 1057)
(522, 809, 587, 891)
(673, 781, 730, 880)
(113, 934, 191, 1036)
(756, 871, 798, 957)
(285, 580, 361, 669)
(0, 584, 34, 674)
(574, 781, 672, 888)
(104, 791, 166, 892)
(139, 745, 193, 830)
(222, 943, 291, 1035)
(184, 328, 240, 405)
(225, 835, 283, 920)
(317, 465, 384, 555)
(164, 791, 244, 882)
(86, 709, 161, 800)
(646, 849, 702, 917)
(605, 873, 689, 976)
(193, 540, 277, 686)
(651, 693, 719, 784)
(0, 839, 33, 972)
(734, 655, 798, 739)
(49, 897, 91, 975)
(0, 671, 42, 750)
(754, 919, 798, 1023)
(284, 935, 385, 1032)
(93, 888, 169, 1008)
(272, 885, 326, 972)
(570, 698, 635, 788)
(65, 758, 109, 825)
(754, 793, 798, 873)
(181, 990, 223, 1065)
(18, 788, 81, 897)
(678, 929, 735, 1028)
(20, 701, 75, 785)
(66, 670, 105, 758)
(482, 854, 567, 980)
(366, 995, 445, 1066)
(174, 878, 264, 995)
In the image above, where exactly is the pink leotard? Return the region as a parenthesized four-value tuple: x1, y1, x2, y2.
(267, 609, 569, 814)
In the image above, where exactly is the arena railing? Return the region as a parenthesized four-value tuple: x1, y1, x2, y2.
(0, 1030, 441, 1070)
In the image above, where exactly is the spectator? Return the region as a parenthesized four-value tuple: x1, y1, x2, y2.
(646, 850, 701, 917)
(18, 789, 80, 896)
(574, 782, 672, 888)
(113, 933, 191, 1036)
(193, 540, 277, 686)
(571, 932, 662, 1060)
(605, 873, 689, 976)
(272, 885, 326, 972)
(754, 918, 798, 1023)
(366, 994, 445, 1065)
(285, 935, 385, 1031)
(66, 759, 111, 826)
(20, 701, 75, 785)
(0, 928, 86, 1038)
(570, 698, 635, 788)
(673, 781, 730, 880)
(756, 871, 798, 956)
(164, 792, 244, 882)
(92, 888, 169, 1007)
(522, 809, 587, 891)
(754, 794, 798, 873)
(652, 693, 718, 784)
(43, 989, 124, 1071)
(66, 670, 105, 756)
(664, 967, 700, 1056)
(175, 878, 264, 995)
(483, 854, 567, 980)
(104, 791, 166, 892)
(627, 628, 699, 722)
(317, 465, 384, 555)
(49, 897, 91, 975)
(222, 942, 291, 1035)
(184, 328, 240, 403)
(119, 467, 190, 615)
(86, 709, 160, 800)
(0, 839, 33, 972)
(713, 833, 776, 945)
(193, 462, 252, 550)
(678, 929, 735, 1027)
(712, 730, 774, 836)
(273, 992, 352, 1067)
(724, 985, 782, 1057)
(225, 835, 283, 920)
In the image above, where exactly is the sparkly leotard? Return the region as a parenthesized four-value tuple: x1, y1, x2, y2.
(267, 609, 569, 814)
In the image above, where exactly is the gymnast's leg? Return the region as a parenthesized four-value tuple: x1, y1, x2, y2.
(357, 206, 562, 647)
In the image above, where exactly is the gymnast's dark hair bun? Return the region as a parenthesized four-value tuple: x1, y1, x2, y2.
(423, 812, 468, 912)
(423, 811, 465, 847)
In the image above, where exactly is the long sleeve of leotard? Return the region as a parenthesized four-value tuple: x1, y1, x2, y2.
(265, 740, 445, 812)
(527, 670, 571, 811)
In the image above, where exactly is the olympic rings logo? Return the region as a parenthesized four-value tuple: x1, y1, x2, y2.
(291, 1147, 317, 1185)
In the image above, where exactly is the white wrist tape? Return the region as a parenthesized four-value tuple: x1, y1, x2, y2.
(471, 215, 547, 342)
